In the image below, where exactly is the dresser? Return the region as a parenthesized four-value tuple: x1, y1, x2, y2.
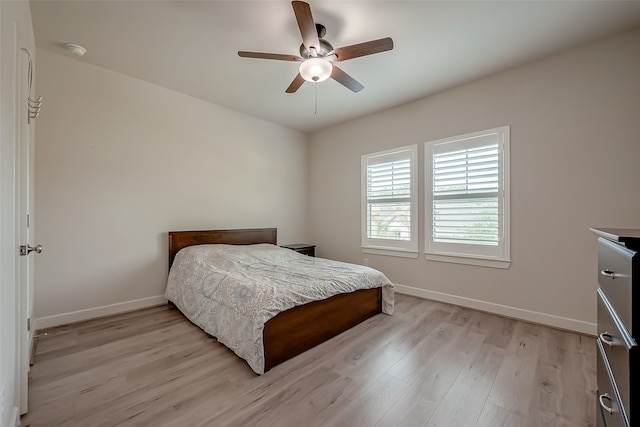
(591, 228, 640, 427)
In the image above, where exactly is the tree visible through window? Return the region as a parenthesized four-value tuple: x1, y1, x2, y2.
(367, 158, 411, 240)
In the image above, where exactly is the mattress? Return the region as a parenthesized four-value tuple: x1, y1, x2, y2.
(165, 243, 394, 374)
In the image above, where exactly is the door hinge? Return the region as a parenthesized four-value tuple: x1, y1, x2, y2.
(27, 214, 30, 228)
(27, 318, 31, 332)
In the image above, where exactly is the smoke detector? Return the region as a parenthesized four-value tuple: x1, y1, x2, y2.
(66, 43, 87, 57)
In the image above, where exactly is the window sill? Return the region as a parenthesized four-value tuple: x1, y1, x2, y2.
(362, 247, 418, 259)
(425, 252, 511, 269)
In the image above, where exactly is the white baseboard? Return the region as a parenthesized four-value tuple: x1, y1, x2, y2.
(394, 284, 597, 336)
(32, 287, 596, 335)
(34, 295, 167, 330)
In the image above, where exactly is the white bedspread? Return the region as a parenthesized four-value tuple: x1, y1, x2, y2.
(165, 243, 394, 374)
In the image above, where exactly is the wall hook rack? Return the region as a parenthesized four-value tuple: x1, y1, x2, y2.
(21, 48, 43, 123)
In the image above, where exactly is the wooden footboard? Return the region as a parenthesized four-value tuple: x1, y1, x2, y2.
(263, 287, 382, 371)
(168, 228, 384, 373)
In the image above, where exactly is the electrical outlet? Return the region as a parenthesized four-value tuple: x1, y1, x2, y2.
(363, 258, 369, 266)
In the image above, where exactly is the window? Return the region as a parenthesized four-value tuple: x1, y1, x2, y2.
(425, 127, 510, 268)
(362, 145, 418, 257)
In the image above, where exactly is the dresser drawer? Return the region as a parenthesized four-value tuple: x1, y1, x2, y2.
(597, 338, 629, 427)
(598, 288, 636, 421)
(598, 237, 635, 334)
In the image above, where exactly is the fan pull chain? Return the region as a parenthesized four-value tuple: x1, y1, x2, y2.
(314, 83, 318, 114)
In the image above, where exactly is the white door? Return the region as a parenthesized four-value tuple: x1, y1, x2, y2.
(16, 45, 39, 415)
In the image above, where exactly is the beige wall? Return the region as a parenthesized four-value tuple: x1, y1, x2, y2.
(34, 49, 309, 326)
(33, 27, 640, 333)
(308, 28, 640, 333)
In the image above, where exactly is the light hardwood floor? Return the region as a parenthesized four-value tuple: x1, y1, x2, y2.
(22, 294, 596, 427)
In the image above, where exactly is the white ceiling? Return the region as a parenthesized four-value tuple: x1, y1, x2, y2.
(30, 1, 640, 134)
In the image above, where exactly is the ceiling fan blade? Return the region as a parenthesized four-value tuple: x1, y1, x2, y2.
(292, 1, 320, 54)
(286, 73, 306, 93)
(238, 51, 302, 61)
(330, 66, 364, 93)
(332, 37, 394, 62)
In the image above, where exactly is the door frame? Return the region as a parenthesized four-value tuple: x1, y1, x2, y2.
(15, 36, 36, 417)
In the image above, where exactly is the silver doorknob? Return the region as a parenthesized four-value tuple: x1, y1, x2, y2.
(20, 244, 43, 256)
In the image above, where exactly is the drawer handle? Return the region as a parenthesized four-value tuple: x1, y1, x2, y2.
(600, 269, 615, 279)
(599, 332, 614, 347)
(598, 393, 615, 415)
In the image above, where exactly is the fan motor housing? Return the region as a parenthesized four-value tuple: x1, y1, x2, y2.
(300, 38, 334, 59)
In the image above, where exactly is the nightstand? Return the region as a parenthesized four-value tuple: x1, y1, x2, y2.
(281, 244, 316, 257)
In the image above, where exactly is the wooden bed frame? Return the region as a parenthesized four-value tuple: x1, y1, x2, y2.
(168, 228, 382, 372)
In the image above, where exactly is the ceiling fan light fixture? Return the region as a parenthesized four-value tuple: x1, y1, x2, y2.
(238, 1, 393, 93)
(299, 57, 332, 83)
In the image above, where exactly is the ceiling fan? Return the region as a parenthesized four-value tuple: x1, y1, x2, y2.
(238, 1, 394, 93)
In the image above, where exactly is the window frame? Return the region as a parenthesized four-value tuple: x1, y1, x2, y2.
(361, 144, 418, 258)
(424, 126, 511, 269)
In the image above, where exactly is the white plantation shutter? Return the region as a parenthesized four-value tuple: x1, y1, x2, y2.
(432, 144, 499, 245)
(367, 154, 411, 240)
(426, 127, 510, 268)
(362, 145, 418, 255)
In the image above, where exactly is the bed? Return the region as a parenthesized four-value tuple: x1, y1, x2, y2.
(165, 228, 394, 374)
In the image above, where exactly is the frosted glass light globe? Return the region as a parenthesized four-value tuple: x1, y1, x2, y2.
(299, 58, 332, 83)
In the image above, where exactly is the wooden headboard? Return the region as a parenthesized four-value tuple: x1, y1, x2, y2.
(168, 228, 277, 268)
